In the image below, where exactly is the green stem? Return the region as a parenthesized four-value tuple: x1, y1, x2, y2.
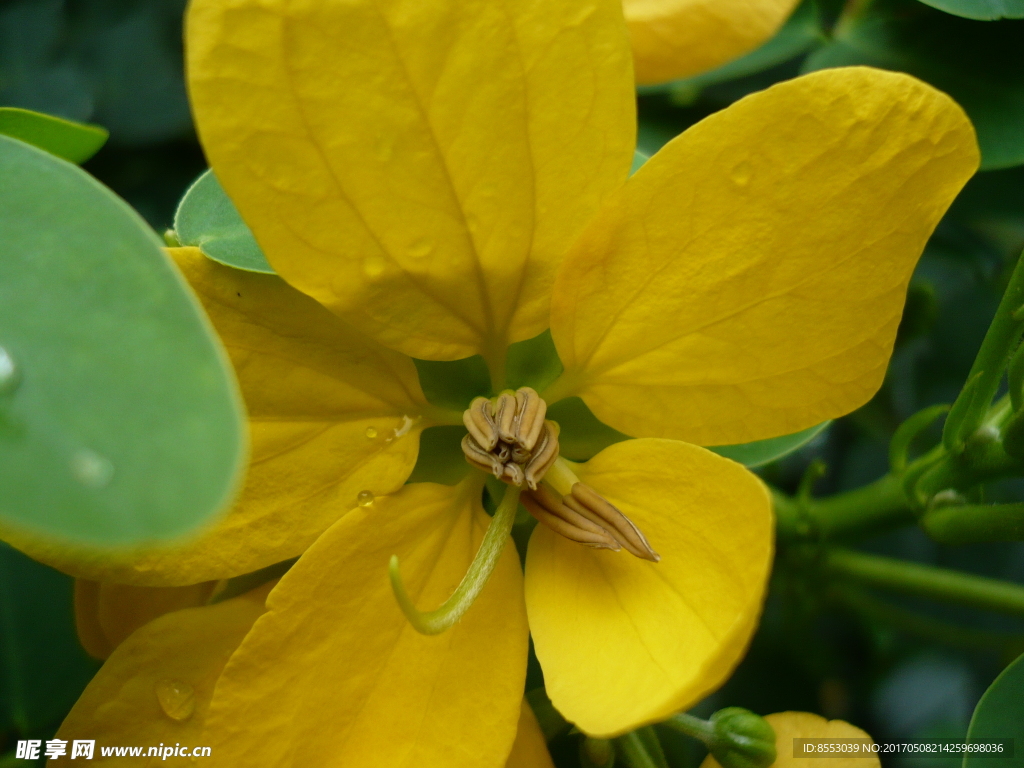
(832, 584, 1024, 655)
(921, 502, 1024, 544)
(944, 250, 1024, 452)
(389, 483, 520, 635)
(663, 713, 716, 746)
(615, 729, 668, 768)
(823, 547, 1024, 618)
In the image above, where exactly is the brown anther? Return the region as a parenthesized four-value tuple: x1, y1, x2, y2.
(565, 482, 660, 562)
(461, 387, 559, 489)
(521, 484, 620, 550)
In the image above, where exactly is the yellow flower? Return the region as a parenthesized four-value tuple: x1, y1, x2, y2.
(9, 0, 978, 762)
(625, 0, 803, 86)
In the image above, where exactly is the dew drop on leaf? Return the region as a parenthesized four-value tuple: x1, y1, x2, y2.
(0, 346, 19, 396)
(70, 449, 114, 488)
(154, 678, 196, 721)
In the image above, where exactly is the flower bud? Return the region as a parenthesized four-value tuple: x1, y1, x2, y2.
(708, 708, 777, 768)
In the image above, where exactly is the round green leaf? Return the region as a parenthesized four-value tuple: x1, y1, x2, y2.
(917, 0, 1024, 20)
(708, 422, 831, 467)
(0, 135, 245, 545)
(174, 169, 274, 273)
(803, 0, 1024, 169)
(0, 107, 108, 164)
(963, 651, 1024, 768)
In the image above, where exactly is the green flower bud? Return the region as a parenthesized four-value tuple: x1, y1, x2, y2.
(709, 708, 777, 768)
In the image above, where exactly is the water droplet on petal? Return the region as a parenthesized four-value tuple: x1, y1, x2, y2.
(155, 679, 195, 721)
(0, 347, 19, 396)
(362, 254, 385, 279)
(407, 238, 433, 258)
(70, 449, 114, 488)
(365, 426, 378, 439)
(357, 490, 375, 507)
(730, 161, 753, 187)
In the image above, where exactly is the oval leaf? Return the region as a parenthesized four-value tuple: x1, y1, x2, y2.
(917, 0, 1024, 20)
(708, 422, 831, 467)
(0, 135, 245, 545)
(963, 651, 1024, 768)
(174, 169, 274, 273)
(0, 107, 108, 164)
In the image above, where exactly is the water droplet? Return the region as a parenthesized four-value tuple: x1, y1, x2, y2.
(155, 679, 195, 721)
(362, 254, 386, 279)
(730, 161, 753, 187)
(365, 426, 378, 439)
(357, 490, 375, 507)
(70, 449, 114, 488)
(407, 238, 433, 258)
(0, 346, 19, 396)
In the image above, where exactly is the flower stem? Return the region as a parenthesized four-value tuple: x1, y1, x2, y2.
(615, 728, 668, 768)
(389, 482, 521, 635)
(822, 547, 1024, 618)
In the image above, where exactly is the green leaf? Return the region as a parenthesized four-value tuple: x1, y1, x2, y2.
(549, 396, 630, 462)
(0, 542, 99, 734)
(0, 107, 107, 164)
(174, 169, 274, 274)
(917, 0, 1024, 20)
(963, 651, 1024, 768)
(803, 0, 1024, 169)
(631, 149, 650, 175)
(708, 422, 831, 467)
(0, 135, 245, 545)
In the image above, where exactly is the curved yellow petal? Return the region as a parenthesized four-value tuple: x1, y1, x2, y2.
(626, 0, 801, 86)
(7, 248, 429, 586)
(525, 439, 772, 737)
(203, 479, 529, 767)
(506, 700, 556, 768)
(187, 0, 636, 362)
(549, 68, 979, 446)
(699, 712, 880, 768)
(52, 584, 271, 766)
(74, 579, 216, 660)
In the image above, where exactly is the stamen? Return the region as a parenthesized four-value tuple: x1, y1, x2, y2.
(463, 396, 498, 451)
(521, 484, 620, 550)
(567, 482, 660, 562)
(390, 484, 521, 635)
(461, 387, 560, 490)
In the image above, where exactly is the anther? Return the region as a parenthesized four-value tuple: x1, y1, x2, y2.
(524, 481, 660, 562)
(461, 387, 560, 490)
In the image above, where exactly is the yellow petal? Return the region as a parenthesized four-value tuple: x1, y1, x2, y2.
(506, 700, 556, 768)
(203, 479, 529, 766)
(73, 579, 111, 660)
(625, 0, 801, 86)
(699, 712, 880, 768)
(525, 439, 772, 737)
(7, 248, 429, 586)
(187, 0, 635, 361)
(549, 68, 979, 446)
(52, 584, 272, 766)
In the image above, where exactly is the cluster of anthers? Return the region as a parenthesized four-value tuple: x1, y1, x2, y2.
(461, 387, 659, 562)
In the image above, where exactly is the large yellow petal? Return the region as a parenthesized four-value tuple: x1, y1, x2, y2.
(51, 584, 272, 766)
(506, 701, 556, 768)
(525, 439, 772, 737)
(74, 579, 217, 660)
(203, 479, 529, 767)
(700, 712, 880, 768)
(626, 0, 800, 86)
(548, 67, 979, 446)
(8, 248, 429, 586)
(187, 0, 635, 362)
